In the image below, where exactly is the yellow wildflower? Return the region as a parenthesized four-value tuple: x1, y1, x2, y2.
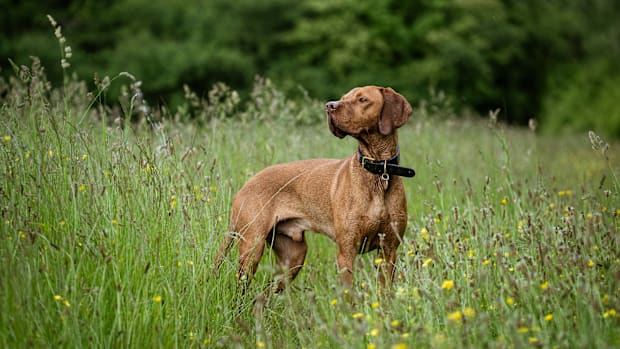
(79, 184, 86, 191)
(371, 301, 380, 309)
(588, 260, 594, 267)
(352, 312, 364, 319)
(540, 281, 549, 290)
(441, 280, 455, 291)
(330, 299, 337, 306)
(374, 258, 384, 265)
(462, 307, 476, 318)
(391, 343, 407, 349)
(518, 327, 529, 334)
(420, 227, 429, 242)
(369, 328, 380, 337)
(602, 294, 609, 304)
(153, 295, 163, 303)
(501, 198, 508, 205)
(367, 344, 377, 349)
(603, 309, 617, 318)
(3, 135, 11, 143)
(257, 341, 265, 348)
(422, 258, 433, 267)
(506, 297, 515, 306)
(482, 259, 490, 266)
(528, 337, 539, 344)
(545, 313, 553, 321)
(447, 311, 463, 323)
(54, 295, 63, 301)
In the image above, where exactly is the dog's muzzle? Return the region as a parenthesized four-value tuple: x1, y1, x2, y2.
(326, 101, 347, 138)
(326, 101, 340, 112)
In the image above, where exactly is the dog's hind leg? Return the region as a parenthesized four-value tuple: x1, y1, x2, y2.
(237, 232, 267, 283)
(269, 228, 308, 293)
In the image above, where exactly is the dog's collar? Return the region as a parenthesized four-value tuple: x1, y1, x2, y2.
(357, 146, 415, 179)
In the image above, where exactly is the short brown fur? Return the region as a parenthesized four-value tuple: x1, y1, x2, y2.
(213, 86, 413, 292)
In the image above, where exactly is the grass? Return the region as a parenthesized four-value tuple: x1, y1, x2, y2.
(1, 56, 620, 349)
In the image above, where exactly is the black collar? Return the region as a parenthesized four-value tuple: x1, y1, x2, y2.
(357, 147, 415, 179)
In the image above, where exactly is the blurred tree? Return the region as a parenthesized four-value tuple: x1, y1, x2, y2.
(532, 0, 620, 135)
(274, 0, 525, 115)
(1, 0, 619, 135)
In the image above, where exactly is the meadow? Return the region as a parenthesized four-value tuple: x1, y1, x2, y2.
(1, 58, 619, 349)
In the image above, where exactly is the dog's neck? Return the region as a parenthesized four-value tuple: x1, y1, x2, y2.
(355, 131, 416, 182)
(356, 132, 399, 160)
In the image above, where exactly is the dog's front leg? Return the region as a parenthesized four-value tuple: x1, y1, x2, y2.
(336, 244, 357, 287)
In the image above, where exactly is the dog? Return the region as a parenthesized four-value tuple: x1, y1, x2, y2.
(213, 86, 415, 293)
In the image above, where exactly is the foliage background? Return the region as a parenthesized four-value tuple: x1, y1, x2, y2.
(1, 0, 620, 135)
(1, 2, 620, 348)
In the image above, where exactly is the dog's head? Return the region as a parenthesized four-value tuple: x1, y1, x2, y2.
(326, 86, 412, 139)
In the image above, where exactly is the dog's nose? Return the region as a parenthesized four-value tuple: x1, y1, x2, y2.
(326, 101, 339, 111)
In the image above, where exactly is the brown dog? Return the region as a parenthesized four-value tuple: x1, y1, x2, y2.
(214, 86, 415, 292)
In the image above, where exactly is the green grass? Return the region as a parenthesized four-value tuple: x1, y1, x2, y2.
(1, 62, 619, 349)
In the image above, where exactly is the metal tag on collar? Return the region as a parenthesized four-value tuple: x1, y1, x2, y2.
(381, 160, 389, 181)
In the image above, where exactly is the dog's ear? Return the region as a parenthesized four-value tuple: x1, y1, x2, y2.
(378, 87, 412, 135)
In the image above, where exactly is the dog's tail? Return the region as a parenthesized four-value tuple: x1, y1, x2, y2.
(212, 231, 236, 277)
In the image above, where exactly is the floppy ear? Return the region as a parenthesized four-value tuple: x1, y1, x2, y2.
(378, 87, 412, 135)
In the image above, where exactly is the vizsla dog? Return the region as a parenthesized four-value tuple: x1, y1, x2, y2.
(214, 86, 415, 293)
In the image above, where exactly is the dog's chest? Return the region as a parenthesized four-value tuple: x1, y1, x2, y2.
(365, 195, 388, 225)
(353, 193, 406, 246)
(353, 195, 395, 234)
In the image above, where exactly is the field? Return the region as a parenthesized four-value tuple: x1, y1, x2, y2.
(1, 62, 619, 349)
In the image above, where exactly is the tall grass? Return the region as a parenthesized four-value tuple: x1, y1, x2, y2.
(1, 40, 620, 349)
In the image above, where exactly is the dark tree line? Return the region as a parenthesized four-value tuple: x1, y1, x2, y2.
(2, 0, 619, 135)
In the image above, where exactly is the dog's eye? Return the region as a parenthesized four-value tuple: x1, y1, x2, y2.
(358, 97, 368, 103)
